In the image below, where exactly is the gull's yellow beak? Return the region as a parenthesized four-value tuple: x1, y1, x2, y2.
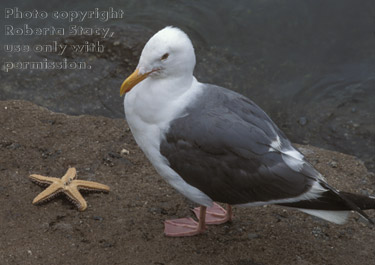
(120, 68, 151, 96)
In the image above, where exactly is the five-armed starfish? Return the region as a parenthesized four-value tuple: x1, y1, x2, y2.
(29, 167, 110, 211)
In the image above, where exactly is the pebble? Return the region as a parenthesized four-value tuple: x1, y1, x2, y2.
(121, 148, 130, 155)
(7, 143, 21, 150)
(329, 161, 338, 168)
(247, 233, 260, 239)
(311, 226, 327, 239)
(93, 216, 103, 221)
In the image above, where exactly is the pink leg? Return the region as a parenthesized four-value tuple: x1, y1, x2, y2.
(193, 203, 232, 225)
(164, 206, 206, 237)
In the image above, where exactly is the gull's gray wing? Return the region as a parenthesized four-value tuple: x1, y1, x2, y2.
(160, 84, 320, 204)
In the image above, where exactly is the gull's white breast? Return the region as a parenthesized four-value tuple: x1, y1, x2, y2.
(124, 77, 214, 206)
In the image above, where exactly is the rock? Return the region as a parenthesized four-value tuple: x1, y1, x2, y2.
(121, 148, 130, 155)
(329, 161, 338, 168)
(93, 216, 103, 221)
(247, 233, 260, 239)
(7, 143, 21, 150)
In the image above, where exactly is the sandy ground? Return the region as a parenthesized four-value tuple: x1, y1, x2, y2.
(0, 100, 374, 265)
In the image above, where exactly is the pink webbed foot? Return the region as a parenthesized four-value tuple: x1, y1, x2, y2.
(164, 206, 207, 237)
(193, 202, 232, 225)
(164, 218, 205, 237)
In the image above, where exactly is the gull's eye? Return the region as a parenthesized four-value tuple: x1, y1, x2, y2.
(161, 53, 169, 60)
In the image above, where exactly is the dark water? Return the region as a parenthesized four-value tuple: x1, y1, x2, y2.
(1, 0, 374, 171)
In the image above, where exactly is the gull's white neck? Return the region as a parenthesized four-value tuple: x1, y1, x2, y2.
(125, 75, 199, 125)
(124, 75, 202, 159)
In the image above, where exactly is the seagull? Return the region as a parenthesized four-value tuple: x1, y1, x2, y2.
(120, 26, 375, 237)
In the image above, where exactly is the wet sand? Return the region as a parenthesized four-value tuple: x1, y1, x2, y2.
(0, 100, 374, 265)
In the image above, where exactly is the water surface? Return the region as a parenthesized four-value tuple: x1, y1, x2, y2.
(1, 0, 374, 170)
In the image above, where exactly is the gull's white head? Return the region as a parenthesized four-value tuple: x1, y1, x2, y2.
(120, 26, 196, 96)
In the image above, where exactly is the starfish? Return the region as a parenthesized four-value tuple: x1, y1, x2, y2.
(29, 167, 110, 211)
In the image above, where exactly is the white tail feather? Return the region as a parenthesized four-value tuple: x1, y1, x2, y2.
(299, 209, 349, 224)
